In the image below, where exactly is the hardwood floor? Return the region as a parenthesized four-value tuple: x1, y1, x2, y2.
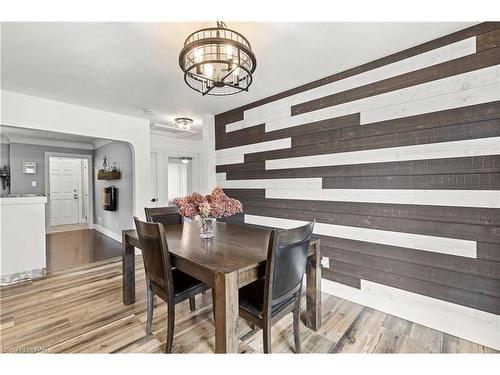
(0, 256, 497, 354)
(45, 229, 122, 272)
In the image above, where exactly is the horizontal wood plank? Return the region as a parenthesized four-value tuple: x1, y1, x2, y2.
(326, 247, 500, 297)
(237, 197, 500, 227)
(225, 155, 500, 178)
(245, 118, 500, 162)
(292, 101, 500, 148)
(321, 173, 500, 190)
(327, 261, 500, 314)
(320, 236, 500, 280)
(291, 47, 500, 115)
(477, 28, 500, 52)
(242, 205, 500, 244)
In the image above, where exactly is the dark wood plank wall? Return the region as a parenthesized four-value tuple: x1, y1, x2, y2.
(215, 22, 500, 315)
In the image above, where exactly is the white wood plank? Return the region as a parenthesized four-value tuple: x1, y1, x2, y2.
(266, 137, 500, 171)
(244, 214, 477, 258)
(321, 279, 500, 351)
(216, 173, 322, 189)
(215, 138, 291, 165)
(265, 66, 500, 132)
(265, 189, 500, 208)
(225, 37, 476, 132)
(361, 81, 500, 124)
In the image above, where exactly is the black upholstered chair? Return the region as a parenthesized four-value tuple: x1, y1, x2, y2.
(134, 217, 210, 353)
(238, 221, 315, 353)
(144, 206, 201, 308)
(144, 206, 182, 225)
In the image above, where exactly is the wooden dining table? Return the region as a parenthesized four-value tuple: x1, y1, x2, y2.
(121, 221, 322, 353)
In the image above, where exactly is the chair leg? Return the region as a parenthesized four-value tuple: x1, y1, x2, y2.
(165, 302, 175, 353)
(293, 297, 302, 354)
(263, 322, 272, 354)
(189, 296, 196, 312)
(145, 277, 154, 335)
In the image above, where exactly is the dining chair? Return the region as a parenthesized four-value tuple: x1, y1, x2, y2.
(133, 217, 210, 353)
(238, 221, 315, 353)
(144, 206, 182, 225)
(144, 206, 202, 309)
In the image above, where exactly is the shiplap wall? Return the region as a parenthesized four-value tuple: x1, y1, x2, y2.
(215, 23, 500, 350)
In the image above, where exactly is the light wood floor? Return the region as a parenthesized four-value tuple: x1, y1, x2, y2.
(0, 257, 497, 354)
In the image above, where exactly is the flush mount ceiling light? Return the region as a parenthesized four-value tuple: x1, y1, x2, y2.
(174, 117, 194, 130)
(179, 21, 257, 96)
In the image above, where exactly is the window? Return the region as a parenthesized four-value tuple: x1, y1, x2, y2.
(167, 160, 188, 203)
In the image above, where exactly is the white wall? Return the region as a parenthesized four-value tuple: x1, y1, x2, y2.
(1, 90, 151, 222)
(150, 113, 216, 195)
(93, 141, 134, 238)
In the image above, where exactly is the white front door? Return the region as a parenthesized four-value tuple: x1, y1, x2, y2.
(49, 158, 80, 226)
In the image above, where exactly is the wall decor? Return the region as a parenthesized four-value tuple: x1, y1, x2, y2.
(22, 161, 37, 174)
(214, 23, 500, 349)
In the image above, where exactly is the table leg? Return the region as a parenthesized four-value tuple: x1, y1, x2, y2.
(305, 240, 321, 330)
(213, 271, 239, 353)
(122, 233, 136, 305)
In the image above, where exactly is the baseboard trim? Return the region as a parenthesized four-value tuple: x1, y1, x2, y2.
(321, 278, 500, 351)
(93, 224, 122, 243)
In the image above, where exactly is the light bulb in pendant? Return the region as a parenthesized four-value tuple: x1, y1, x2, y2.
(194, 48, 203, 63)
(203, 63, 214, 78)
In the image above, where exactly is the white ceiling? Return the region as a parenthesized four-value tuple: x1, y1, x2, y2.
(1, 22, 476, 136)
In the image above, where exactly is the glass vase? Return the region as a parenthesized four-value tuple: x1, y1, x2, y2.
(199, 217, 215, 238)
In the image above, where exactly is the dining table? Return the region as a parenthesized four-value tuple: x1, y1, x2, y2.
(121, 220, 322, 353)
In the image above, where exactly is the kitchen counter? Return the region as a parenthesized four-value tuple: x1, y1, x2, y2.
(1, 195, 48, 285)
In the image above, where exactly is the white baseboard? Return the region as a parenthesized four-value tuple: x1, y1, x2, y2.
(93, 224, 122, 243)
(321, 278, 500, 351)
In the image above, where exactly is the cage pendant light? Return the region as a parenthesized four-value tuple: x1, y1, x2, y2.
(179, 22, 257, 96)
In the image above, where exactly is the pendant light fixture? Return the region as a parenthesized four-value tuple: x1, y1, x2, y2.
(179, 22, 257, 96)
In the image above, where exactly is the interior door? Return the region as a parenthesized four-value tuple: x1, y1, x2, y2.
(49, 157, 80, 226)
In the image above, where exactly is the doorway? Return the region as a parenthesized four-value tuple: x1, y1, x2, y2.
(47, 155, 92, 233)
(149, 150, 199, 207)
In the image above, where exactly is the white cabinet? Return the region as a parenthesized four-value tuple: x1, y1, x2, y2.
(1, 195, 47, 284)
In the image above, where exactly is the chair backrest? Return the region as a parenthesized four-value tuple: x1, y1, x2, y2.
(144, 206, 182, 225)
(264, 221, 315, 311)
(133, 217, 174, 294)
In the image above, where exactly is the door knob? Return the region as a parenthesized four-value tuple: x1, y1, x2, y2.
(74, 195, 78, 199)
(151, 198, 157, 202)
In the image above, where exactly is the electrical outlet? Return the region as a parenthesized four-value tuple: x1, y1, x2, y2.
(115, 222, 118, 229)
(321, 256, 330, 268)
(32, 181, 37, 187)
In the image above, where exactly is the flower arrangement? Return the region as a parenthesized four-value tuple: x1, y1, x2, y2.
(174, 187, 243, 219)
(173, 187, 243, 238)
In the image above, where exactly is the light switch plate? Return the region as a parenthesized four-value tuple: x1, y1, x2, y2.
(321, 256, 330, 268)
(31, 181, 37, 187)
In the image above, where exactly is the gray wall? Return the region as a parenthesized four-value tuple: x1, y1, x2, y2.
(9, 143, 91, 195)
(0, 143, 10, 194)
(93, 141, 133, 237)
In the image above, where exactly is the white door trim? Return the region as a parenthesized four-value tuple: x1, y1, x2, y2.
(45, 152, 94, 233)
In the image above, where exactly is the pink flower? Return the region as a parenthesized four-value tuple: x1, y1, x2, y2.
(173, 187, 242, 219)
